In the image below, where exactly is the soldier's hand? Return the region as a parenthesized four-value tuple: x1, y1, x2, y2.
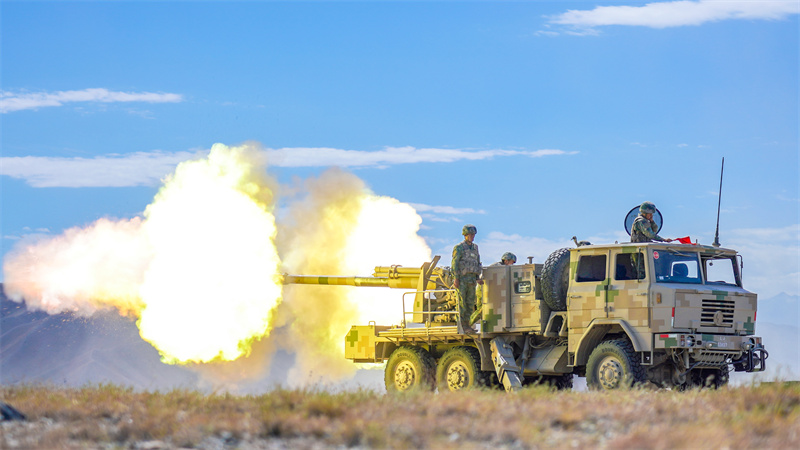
(454, 279, 460, 289)
(666, 238, 674, 242)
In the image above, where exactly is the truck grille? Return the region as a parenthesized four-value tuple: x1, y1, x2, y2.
(700, 298, 735, 328)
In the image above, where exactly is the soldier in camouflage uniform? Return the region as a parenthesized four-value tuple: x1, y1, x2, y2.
(631, 201, 674, 243)
(491, 252, 517, 266)
(452, 224, 483, 334)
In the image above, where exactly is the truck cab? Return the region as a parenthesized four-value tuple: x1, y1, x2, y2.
(563, 243, 765, 389)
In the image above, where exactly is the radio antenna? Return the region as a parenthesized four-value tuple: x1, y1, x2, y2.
(713, 157, 725, 248)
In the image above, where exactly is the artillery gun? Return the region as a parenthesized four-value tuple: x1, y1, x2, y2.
(284, 243, 768, 393)
(283, 256, 458, 324)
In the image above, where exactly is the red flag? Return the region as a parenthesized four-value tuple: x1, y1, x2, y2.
(676, 236, 693, 244)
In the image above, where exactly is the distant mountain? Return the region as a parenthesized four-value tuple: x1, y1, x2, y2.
(753, 292, 800, 380)
(1, 284, 199, 390)
(0, 284, 381, 392)
(757, 292, 800, 328)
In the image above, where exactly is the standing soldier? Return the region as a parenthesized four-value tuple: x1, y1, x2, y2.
(452, 224, 482, 334)
(631, 201, 674, 243)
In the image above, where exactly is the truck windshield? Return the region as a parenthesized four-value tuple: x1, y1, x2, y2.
(653, 250, 702, 284)
(702, 255, 740, 287)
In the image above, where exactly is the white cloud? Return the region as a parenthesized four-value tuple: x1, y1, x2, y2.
(0, 88, 183, 113)
(410, 203, 487, 225)
(265, 146, 575, 168)
(410, 203, 486, 215)
(0, 151, 201, 187)
(549, 0, 799, 30)
(0, 146, 576, 188)
(725, 224, 800, 299)
(471, 231, 577, 266)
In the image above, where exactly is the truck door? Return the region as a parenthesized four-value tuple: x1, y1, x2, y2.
(607, 248, 649, 328)
(567, 249, 610, 332)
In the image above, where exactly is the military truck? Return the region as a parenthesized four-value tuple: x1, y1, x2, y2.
(284, 241, 768, 392)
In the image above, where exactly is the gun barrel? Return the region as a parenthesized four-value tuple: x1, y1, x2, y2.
(283, 275, 417, 289)
(373, 266, 424, 275)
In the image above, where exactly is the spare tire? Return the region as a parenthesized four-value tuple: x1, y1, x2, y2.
(541, 247, 571, 311)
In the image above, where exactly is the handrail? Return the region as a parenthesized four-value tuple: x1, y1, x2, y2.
(400, 288, 456, 327)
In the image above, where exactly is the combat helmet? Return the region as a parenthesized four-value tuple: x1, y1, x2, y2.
(501, 252, 517, 264)
(639, 201, 657, 215)
(462, 224, 477, 236)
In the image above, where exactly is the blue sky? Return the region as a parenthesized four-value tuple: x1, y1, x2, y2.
(2, 0, 799, 299)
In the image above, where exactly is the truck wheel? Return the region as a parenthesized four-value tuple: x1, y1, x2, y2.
(541, 248, 571, 311)
(385, 346, 436, 392)
(436, 346, 488, 392)
(586, 339, 646, 390)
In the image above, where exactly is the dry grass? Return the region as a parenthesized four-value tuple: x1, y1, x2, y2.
(2, 382, 799, 449)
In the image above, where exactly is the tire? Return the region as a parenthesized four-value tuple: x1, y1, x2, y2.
(527, 373, 574, 391)
(436, 346, 489, 392)
(384, 346, 436, 392)
(541, 248, 571, 311)
(586, 339, 647, 390)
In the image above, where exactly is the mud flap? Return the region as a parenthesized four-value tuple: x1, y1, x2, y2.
(490, 337, 523, 392)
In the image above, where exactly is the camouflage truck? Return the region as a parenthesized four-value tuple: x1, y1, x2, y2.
(284, 242, 768, 392)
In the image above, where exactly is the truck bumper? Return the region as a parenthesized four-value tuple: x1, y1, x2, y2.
(655, 333, 768, 372)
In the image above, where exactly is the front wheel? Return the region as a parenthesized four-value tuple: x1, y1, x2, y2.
(436, 346, 489, 392)
(586, 339, 646, 390)
(385, 346, 436, 392)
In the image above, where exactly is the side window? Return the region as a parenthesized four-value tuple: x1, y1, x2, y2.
(615, 253, 644, 280)
(576, 255, 606, 282)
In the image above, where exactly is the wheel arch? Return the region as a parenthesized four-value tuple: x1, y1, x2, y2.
(573, 320, 645, 366)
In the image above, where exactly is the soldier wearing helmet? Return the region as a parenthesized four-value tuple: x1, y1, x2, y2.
(452, 224, 483, 334)
(631, 201, 673, 243)
(491, 252, 517, 266)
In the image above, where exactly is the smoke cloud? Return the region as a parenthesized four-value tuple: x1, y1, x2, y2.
(2, 142, 431, 389)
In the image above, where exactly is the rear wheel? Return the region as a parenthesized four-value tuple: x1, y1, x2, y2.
(436, 346, 489, 392)
(586, 339, 646, 390)
(385, 346, 436, 392)
(541, 248, 571, 311)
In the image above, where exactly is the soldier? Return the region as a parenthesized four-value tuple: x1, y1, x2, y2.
(503, 252, 516, 265)
(452, 224, 483, 334)
(631, 201, 674, 243)
(491, 252, 517, 266)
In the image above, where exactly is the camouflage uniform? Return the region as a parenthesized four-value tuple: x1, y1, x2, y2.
(631, 215, 668, 242)
(631, 202, 667, 243)
(452, 227, 482, 328)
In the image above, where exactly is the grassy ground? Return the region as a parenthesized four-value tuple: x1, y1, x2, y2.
(2, 382, 799, 449)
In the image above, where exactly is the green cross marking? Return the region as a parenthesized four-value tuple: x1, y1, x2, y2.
(744, 316, 755, 333)
(595, 279, 618, 303)
(712, 290, 728, 301)
(485, 308, 502, 331)
(345, 329, 359, 348)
